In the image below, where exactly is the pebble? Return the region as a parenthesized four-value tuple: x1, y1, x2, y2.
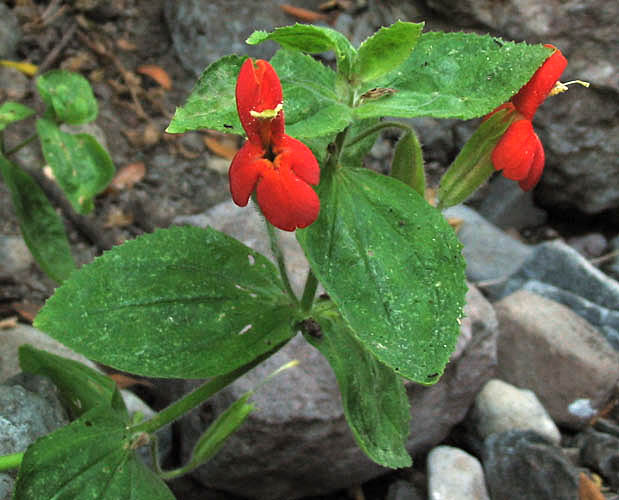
(386, 479, 424, 500)
(470, 379, 561, 445)
(0, 235, 33, 277)
(0, 67, 29, 101)
(495, 290, 619, 428)
(483, 430, 579, 500)
(567, 233, 608, 259)
(427, 445, 490, 500)
(443, 205, 533, 284)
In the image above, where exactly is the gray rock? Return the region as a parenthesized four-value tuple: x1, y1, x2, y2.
(578, 429, 619, 490)
(483, 430, 579, 500)
(470, 379, 561, 445)
(521, 280, 619, 351)
(495, 239, 619, 310)
(495, 290, 619, 428)
(443, 205, 533, 283)
(427, 445, 490, 500)
(0, 67, 29, 101)
(567, 233, 608, 259)
(0, 382, 69, 457)
(0, 235, 33, 277)
(0, 4, 20, 59)
(606, 235, 619, 281)
(164, 0, 319, 77)
(178, 282, 498, 500)
(477, 175, 548, 230)
(386, 479, 424, 500)
(0, 474, 14, 500)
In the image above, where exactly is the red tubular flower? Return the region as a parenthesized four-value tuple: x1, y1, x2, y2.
(229, 58, 320, 231)
(489, 45, 567, 191)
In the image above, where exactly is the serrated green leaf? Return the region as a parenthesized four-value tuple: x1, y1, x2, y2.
(391, 129, 425, 197)
(247, 24, 357, 78)
(306, 301, 411, 468)
(14, 405, 174, 500)
(34, 226, 298, 379)
(36, 118, 115, 214)
(166, 55, 246, 135)
(36, 70, 98, 125)
(438, 109, 513, 208)
(0, 153, 75, 282)
(270, 49, 352, 138)
(354, 32, 553, 120)
(19, 344, 128, 420)
(297, 168, 467, 384)
(0, 101, 35, 131)
(355, 21, 423, 83)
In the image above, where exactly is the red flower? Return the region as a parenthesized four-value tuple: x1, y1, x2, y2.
(489, 46, 567, 191)
(229, 58, 320, 231)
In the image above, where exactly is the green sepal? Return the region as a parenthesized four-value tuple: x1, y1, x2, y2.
(36, 70, 98, 125)
(34, 226, 298, 379)
(391, 129, 425, 197)
(437, 108, 514, 208)
(306, 301, 412, 468)
(0, 101, 35, 131)
(0, 152, 75, 282)
(36, 118, 115, 214)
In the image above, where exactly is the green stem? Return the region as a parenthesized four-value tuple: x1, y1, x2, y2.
(300, 270, 319, 313)
(265, 220, 298, 304)
(4, 134, 37, 156)
(129, 347, 281, 435)
(345, 120, 413, 149)
(0, 452, 23, 472)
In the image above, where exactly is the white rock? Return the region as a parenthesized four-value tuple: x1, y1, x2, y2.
(427, 445, 490, 500)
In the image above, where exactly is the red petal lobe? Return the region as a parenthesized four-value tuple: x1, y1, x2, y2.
(518, 133, 545, 191)
(229, 141, 266, 206)
(491, 120, 538, 181)
(275, 134, 320, 186)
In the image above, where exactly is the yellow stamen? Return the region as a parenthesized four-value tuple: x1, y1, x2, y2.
(549, 80, 590, 96)
(250, 103, 283, 119)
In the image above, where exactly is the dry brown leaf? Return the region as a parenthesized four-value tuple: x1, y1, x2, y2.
(116, 38, 137, 51)
(11, 301, 40, 323)
(280, 4, 327, 21)
(204, 136, 238, 160)
(0, 316, 18, 329)
(143, 122, 161, 147)
(107, 373, 154, 389)
(109, 162, 146, 191)
(447, 217, 463, 232)
(137, 64, 172, 91)
(103, 208, 134, 228)
(61, 51, 95, 72)
(579, 473, 605, 500)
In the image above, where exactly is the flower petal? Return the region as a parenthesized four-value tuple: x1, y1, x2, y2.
(518, 132, 545, 191)
(229, 141, 266, 206)
(275, 134, 320, 186)
(512, 45, 567, 120)
(235, 59, 284, 145)
(491, 120, 538, 181)
(255, 164, 320, 231)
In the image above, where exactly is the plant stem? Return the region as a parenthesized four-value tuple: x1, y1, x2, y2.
(265, 220, 299, 304)
(0, 452, 23, 472)
(4, 134, 37, 156)
(300, 270, 319, 312)
(129, 347, 282, 435)
(345, 120, 413, 148)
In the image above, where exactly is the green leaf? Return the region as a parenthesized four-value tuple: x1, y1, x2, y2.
(306, 301, 411, 468)
(166, 55, 245, 135)
(355, 21, 423, 83)
(0, 153, 75, 282)
(36, 70, 98, 125)
(247, 24, 357, 78)
(297, 168, 467, 384)
(339, 117, 380, 168)
(270, 49, 353, 139)
(391, 129, 425, 197)
(14, 405, 174, 500)
(34, 226, 298, 379)
(438, 108, 513, 209)
(354, 32, 553, 120)
(36, 118, 115, 214)
(0, 101, 35, 131)
(19, 344, 127, 420)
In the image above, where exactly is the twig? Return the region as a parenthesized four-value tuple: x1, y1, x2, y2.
(589, 249, 619, 265)
(37, 20, 78, 75)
